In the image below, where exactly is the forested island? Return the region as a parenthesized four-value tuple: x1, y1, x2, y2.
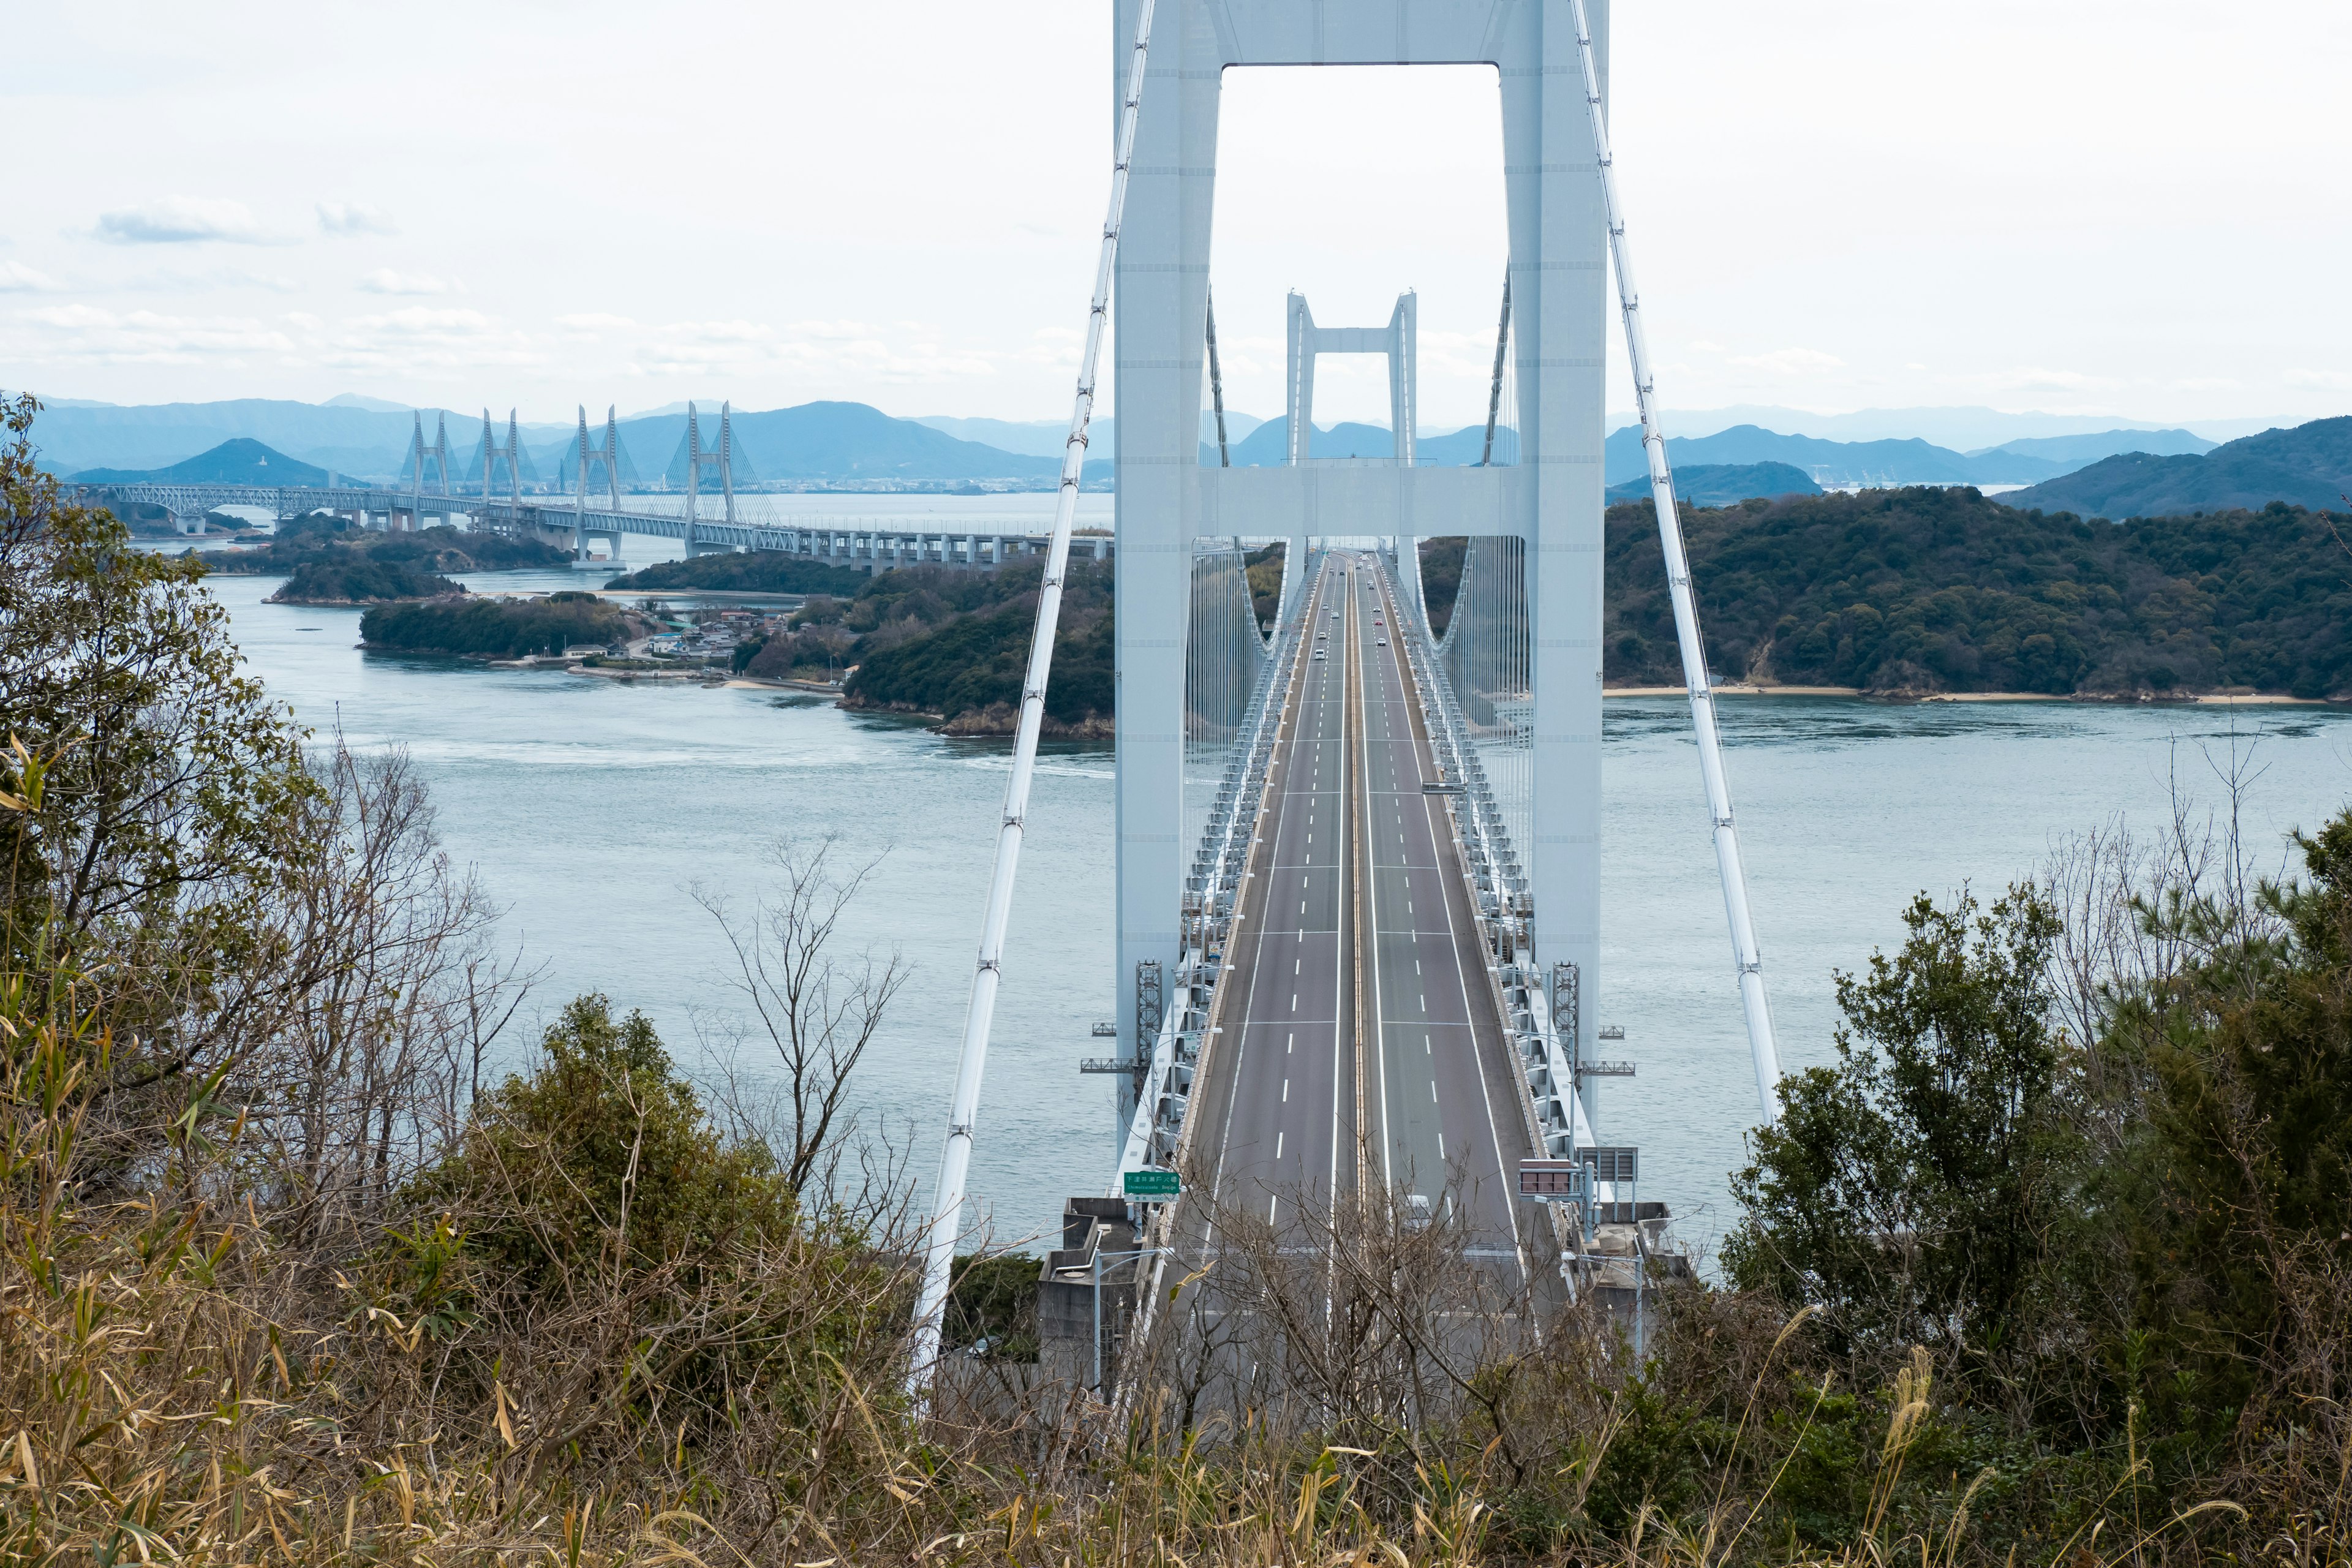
(203, 515, 570, 576)
(605, 551, 873, 596)
(722, 542, 1280, 734)
(205, 516, 571, 606)
(360, 590, 645, 658)
(1425, 487, 2352, 700)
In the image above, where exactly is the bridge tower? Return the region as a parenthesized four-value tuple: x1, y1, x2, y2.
(1284, 290, 1417, 467)
(679, 401, 737, 557)
(477, 408, 529, 517)
(403, 412, 456, 532)
(1114, 0, 1616, 1125)
(571, 405, 627, 564)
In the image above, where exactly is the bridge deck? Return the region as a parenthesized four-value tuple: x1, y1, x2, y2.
(1183, 551, 1537, 1258)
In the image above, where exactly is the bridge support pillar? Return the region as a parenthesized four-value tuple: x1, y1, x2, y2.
(1113, 0, 1612, 1144)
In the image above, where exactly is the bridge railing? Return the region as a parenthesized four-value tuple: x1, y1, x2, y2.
(1114, 557, 1306, 1183)
(1386, 546, 1593, 1160)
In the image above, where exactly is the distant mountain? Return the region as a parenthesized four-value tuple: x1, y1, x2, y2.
(1608, 462, 1822, 505)
(1415, 424, 1518, 466)
(26, 398, 554, 483)
(550, 401, 1057, 484)
(1997, 417, 2352, 518)
(74, 437, 330, 487)
(1607, 405, 2260, 450)
(1602, 424, 2080, 489)
(918, 412, 1268, 460)
(323, 393, 415, 413)
(1969, 429, 2215, 465)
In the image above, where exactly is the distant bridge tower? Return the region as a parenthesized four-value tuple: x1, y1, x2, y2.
(1284, 290, 1417, 466)
(1280, 287, 1419, 588)
(1114, 0, 1616, 1117)
(404, 412, 456, 532)
(477, 408, 529, 515)
(679, 401, 737, 557)
(572, 405, 626, 563)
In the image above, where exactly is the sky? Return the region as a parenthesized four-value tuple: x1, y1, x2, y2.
(3, 1, 2348, 434)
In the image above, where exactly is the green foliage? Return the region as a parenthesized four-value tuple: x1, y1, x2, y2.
(1417, 537, 1467, 638)
(412, 995, 797, 1295)
(1726, 886, 2065, 1363)
(2095, 807, 2352, 1441)
(0, 392, 313, 988)
(605, 549, 872, 595)
(1245, 540, 1285, 635)
(1605, 488, 2352, 696)
(840, 559, 1114, 727)
(946, 1251, 1039, 1359)
(270, 553, 460, 603)
(202, 521, 567, 576)
(359, 594, 635, 657)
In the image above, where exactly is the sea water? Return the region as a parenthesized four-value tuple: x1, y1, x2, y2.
(197, 532, 2352, 1261)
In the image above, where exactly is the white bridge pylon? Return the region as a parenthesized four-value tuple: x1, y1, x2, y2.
(1113, 0, 1618, 1129)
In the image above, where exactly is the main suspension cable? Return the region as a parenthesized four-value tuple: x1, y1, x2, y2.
(1567, 0, 1783, 1122)
(908, 0, 1160, 1385)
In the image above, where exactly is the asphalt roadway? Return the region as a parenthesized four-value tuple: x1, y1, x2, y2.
(1182, 551, 1536, 1268)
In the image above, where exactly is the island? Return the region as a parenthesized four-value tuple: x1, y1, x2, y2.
(360, 591, 648, 660)
(203, 516, 571, 577)
(1422, 489, 2352, 701)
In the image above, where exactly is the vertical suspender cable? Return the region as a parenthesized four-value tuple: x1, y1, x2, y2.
(908, 0, 1159, 1385)
(1567, 0, 1782, 1122)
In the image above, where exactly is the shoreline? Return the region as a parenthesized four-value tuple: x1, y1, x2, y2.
(1604, 684, 2337, 707)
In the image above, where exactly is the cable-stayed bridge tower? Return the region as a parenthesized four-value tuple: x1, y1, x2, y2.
(402, 411, 456, 531)
(570, 405, 627, 564)
(678, 401, 740, 557)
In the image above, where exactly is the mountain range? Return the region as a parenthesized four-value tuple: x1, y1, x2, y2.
(1999, 418, 2352, 518)
(31, 393, 2343, 511)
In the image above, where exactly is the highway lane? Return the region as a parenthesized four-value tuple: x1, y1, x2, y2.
(1185, 552, 1532, 1262)
(1194, 554, 1355, 1227)
(1354, 561, 1534, 1268)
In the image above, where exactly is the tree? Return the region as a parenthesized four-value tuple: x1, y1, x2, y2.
(1725, 884, 2065, 1369)
(0, 391, 315, 1099)
(692, 840, 907, 1199)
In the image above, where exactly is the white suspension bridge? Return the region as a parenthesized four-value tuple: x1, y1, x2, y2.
(79, 0, 1787, 1409)
(905, 0, 1783, 1404)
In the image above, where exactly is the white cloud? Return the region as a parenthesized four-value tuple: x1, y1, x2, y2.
(12, 304, 295, 364)
(1687, 339, 1727, 353)
(317, 202, 398, 236)
(0, 261, 61, 292)
(94, 197, 281, 246)
(617, 317, 997, 382)
(2283, 368, 2352, 391)
(1728, 347, 1846, 376)
(1956, 366, 2118, 392)
(555, 312, 637, 333)
(315, 306, 543, 375)
(358, 268, 456, 296)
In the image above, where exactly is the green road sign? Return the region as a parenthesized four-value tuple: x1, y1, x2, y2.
(1124, 1167, 1180, 1199)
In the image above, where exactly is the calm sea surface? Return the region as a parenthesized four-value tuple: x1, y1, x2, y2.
(195, 514, 2352, 1261)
